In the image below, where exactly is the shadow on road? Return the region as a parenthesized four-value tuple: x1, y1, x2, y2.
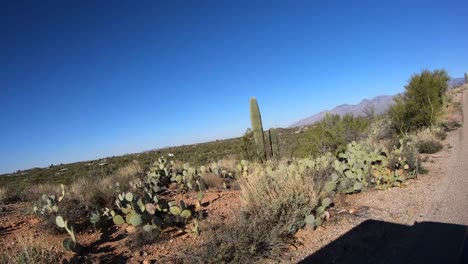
(299, 220, 467, 264)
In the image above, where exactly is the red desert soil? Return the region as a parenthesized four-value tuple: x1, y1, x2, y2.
(0, 190, 241, 263)
(1, 90, 466, 264)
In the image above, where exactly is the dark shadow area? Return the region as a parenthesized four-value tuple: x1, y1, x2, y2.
(299, 220, 467, 264)
(63, 225, 128, 264)
(0, 224, 19, 238)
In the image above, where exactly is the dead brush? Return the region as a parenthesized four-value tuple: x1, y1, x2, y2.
(0, 234, 62, 264)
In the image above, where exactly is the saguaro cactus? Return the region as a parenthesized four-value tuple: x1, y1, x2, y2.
(465, 72, 468, 85)
(269, 128, 279, 158)
(250, 97, 266, 160)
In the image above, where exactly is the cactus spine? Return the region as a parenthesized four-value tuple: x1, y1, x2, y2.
(269, 128, 279, 158)
(250, 97, 266, 160)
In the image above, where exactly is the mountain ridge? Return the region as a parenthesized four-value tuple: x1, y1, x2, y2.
(290, 77, 465, 128)
(289, 94, 395, 128)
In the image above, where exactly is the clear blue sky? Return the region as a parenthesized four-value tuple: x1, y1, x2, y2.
(1, 0, 467, 173)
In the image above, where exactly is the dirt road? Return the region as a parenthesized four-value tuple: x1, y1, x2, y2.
(426, 90, 468, 225)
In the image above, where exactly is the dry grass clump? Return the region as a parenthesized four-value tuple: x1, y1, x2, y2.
(215, 157, 238, 171)
(240, 162, 318, 225)
(0, 235, 62, 264)
(185, 161, 320, 263)
(200, 172, 225, 189)
(26, 183, 60, 202)
(185, 213, 288, 263)
(68, 161, 142, 209)
(408, 128, 444, 154)
(115, 160, 143, 179)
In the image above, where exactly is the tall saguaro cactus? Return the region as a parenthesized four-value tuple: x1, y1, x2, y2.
(465, 73, 468, 85)
(269, 128, 279, 158)
(250, 97, 266, 160)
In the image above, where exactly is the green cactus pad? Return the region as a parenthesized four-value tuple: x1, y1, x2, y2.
(316, 206, 325, 216)
(322, 198, 331, 207)
(353, 182, 363, 191)
(324, 181, 336, 193)
(314, 217, 322, 227)
(180, 209, 192, 218)
(331, 172, 339, 182)
(113, 215, 125, 225)
(125, 192, 133, 202)
(169, 206, 181, 216)
(56, 216, 66, 228)
(128, 213, 142, 226)
(305, 214, 315, 225)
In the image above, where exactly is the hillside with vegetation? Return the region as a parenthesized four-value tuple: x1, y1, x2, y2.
(0, 69, 467, 263)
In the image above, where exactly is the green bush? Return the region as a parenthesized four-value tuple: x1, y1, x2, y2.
(390, 69, 450, 134)
(307, 113, 371, 156)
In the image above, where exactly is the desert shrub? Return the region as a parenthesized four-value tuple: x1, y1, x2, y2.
(239, 128, 258, 161)
(368, 118, 395, 141)
(37, 196, 88, 234)
(441, 117, 462, 131)
(408, 129, 444, 154)
(0, 236, 62, 264)
(69, 178, 114, 209)
(390, 69, 450, 134)
(200, 172, 225, 189)
(28, 184, 61, 202)
(115, 160, 142, 180)
(417, 141, 443, 154)
(0, 185, 26, 204)
(433, 128, 447, 141)
(240, 162, 319, 230)
(186, 160, 324, 263)
(185, 213, 288, 263)
(304, 113, 371, 156)
(66, 161, 142, 210)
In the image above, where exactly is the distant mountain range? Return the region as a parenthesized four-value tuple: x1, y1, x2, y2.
(290, 77, 465, 128)
(289, 95, 395, 128)
(448, 77, 464, 89)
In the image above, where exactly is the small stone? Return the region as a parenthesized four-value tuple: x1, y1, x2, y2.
(142, 260, 150, 264)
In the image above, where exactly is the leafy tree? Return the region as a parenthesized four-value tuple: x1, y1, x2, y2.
(389, 69, 450, 134)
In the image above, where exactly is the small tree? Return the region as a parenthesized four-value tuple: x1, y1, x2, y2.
(389, 69, 450, 134)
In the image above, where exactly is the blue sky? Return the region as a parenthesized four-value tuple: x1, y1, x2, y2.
(1, 0, 467, 173)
